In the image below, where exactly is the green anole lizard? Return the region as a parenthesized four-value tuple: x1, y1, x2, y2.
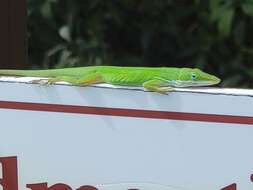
(0, 66, 221, 94)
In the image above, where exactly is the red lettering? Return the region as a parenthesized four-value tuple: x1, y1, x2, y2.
(27, 183, 72, 190)
(77, 185, 98, 190)
(221, 183, 236, 190)
(1, 156, 249, 190)
(27, 183, 48, 190)
(0, 156, 19, 190)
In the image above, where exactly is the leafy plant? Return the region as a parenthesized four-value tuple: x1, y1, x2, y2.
(27, 0, 253, 87)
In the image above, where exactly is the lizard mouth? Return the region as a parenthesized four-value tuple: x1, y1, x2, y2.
(167, 79, 221, 88)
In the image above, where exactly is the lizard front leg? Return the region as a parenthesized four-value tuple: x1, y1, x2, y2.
(143, 79, 174, 94)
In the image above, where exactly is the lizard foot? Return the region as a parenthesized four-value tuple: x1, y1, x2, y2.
(31, 79, 51, 85)
(158, 87, 175, 94)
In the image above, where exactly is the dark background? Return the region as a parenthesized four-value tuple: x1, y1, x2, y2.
(4, 0, 253, 88)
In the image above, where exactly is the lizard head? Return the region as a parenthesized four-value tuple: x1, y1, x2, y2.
(174, 68, 221, 87)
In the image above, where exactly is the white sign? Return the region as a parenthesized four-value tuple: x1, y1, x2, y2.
(0, 78, 253, 190)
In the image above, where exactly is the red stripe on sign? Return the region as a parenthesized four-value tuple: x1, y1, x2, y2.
(0, 101, 253, 125)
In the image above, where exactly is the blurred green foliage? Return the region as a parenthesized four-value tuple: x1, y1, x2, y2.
(28, 0, 253, 87)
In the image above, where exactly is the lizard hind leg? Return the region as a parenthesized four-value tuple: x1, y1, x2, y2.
(77, 73, 104, 86)
(46, 73, 104, 86)
(45, 76, 80, 85)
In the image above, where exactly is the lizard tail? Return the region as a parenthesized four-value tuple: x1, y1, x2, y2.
(0, 69, 61, 77)
(0, 67, 97, 78)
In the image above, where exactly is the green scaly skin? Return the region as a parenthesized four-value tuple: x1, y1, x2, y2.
(0, 66, 221, 94)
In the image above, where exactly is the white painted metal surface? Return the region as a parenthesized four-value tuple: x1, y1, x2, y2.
(0, 77, 253, 190)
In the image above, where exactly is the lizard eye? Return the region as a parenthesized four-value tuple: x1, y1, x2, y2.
(191, 73, 197, 80)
